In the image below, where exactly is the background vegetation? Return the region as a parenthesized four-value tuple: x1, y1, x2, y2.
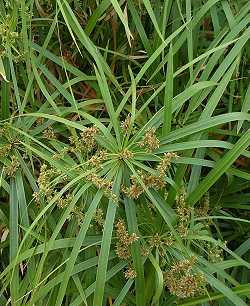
(0, 0, 249, 305)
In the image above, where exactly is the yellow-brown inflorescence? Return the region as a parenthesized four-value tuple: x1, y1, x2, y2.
(5, 155, 20, 177)
(139, 128, 159, 152)
(207, 243, 224, 263)
(124, 266, 137, 279)
(115, 219, 139, 260)
(122, 152, 177, 199)
(87, 150, 108, 168)
(118, 148, 134, 160)
(120, 114, 131, 134)
(80, 126, 99, 150)
(93, 208, 104, 229)
(86, 173, 117, 202)
(52, 147, 69, 160)
(195, 193, 210, 218)
(43, 126, 56, 140)
(149, 233, 174, 249)
(0, 144, 12, 158)
(157, 152, 178, 176)
(164, 257, 206, 298)
(33, 164, 64, 205)
(70, 126, 99, 153)
(176, 191, 192, 238)
(68, 206, 84, 224)
(56, 193, 72, 209)
(122, 183, 143, 199)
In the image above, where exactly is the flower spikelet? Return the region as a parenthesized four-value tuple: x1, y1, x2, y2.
(115, 219, 139, 259)
(164, 257, 206, 298)
(139, 128, 159, 152)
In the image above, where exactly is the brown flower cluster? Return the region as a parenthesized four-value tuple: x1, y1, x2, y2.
(157, 152, 178, 176)
(43, 126, 56, 140)
(67, 206, 84, 224)
(69, 126, 99, 153)
(118, 148, 134, 160)
(86, 173, 117, 202)
(87, 150, 108, 168)
(164, 257, 206, 298)
(0, 144, 12, 158)
(52, 147, 69, 160)
(207, 244, 223, 263)
(115, 219, 139, 259)
(120, 115, 131, 134)
(195, 193, 210, 218)
(139, 128, 159, 152)
(5, 155, 20, 177)
(33, 164, 63, 205)
(122, 183, 143, 199)
(122, 171, 165, 199)
(149, 233, 174, 249)
(93, 208, 104, 229)
(56, 193, 72, 209)
(176, 192, 192, 238)
(124, 266, 137, 279)
(80, 126, 99, 151)
(140, 233, 174, 257)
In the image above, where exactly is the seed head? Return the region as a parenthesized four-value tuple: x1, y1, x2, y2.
(87, 150, 107, 168)
(139, 128, 159, 152)
(157, 152, 178, 176)
(5, 155, 20, 177)
(0, 144, 12, 158)
(164, 257, 206, 298)
(118, 148, 134, 160)
(43, 126, 56, 140)
(115, 219, 139, 259)
(124, 267, 137, 279)
(121, 115, 131, 133)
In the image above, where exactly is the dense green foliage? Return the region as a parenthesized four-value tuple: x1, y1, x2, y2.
(0, 0, 250, 305)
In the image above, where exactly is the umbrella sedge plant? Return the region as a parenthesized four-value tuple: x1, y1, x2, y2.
(0, 0, 249, 305)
